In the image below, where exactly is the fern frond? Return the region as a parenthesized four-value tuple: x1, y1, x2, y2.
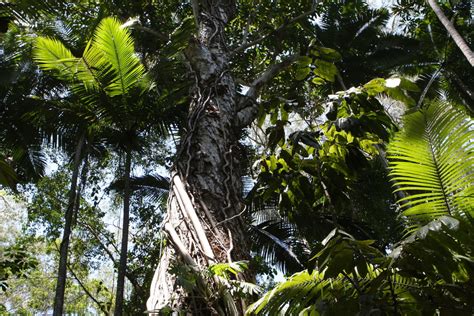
(388, 101, 474, 228)
(247, 270, 327, 315)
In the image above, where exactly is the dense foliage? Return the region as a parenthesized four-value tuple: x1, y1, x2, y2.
(0, 0, 472, 314)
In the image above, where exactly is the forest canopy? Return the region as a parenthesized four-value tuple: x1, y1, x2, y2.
(0, 0, 473, 314)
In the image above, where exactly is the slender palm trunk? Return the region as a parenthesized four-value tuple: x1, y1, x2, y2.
(114, 147, 132, 316)
(53, 133, 85, 316)
(427, 0, 474, 66)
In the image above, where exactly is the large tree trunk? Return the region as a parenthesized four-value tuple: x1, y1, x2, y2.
(53, 133, 85, 316)
(114, 147, 132, 315)
(147, 1, 251, 314)
(427, 0, 474, 66)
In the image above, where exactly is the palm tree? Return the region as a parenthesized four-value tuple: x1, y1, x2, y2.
(392, 0, 473, 112)
(426, 0, 474, 66)
(313, 0, 421, 88)
(0, 25, 50, 189)
(34, 16, 157, 314)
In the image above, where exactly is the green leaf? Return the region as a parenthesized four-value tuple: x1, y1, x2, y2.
(297, 56, 313, 66)
(364, 78, 386, 95)
(313, 59, 338, 82)
(34, 37, 78, 81)
(295, 67, 311, 80)
(385, 87, 415, 106)
(311, 77, 326, 85)
(209, 261, 249, 279)
(310, 46, 342, 62)
(399, 78, 420, 92)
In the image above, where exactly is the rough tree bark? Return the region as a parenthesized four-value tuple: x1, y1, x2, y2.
(426, 0, 474, 66)
(53, 133, 85, 316)
(147, 1, 301, 314)
(147, 1, 248, 315)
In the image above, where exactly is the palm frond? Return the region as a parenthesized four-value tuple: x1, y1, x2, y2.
(388, 101, 474, 228)
(248, 204, 308, 274)
(33, 37, 78, 81)
(109, 174, 169, 204)
(35, 17, 147, 100)
(12, 145, 46, 181)
(246, 270, 329, 315)
(391, 216, 474, 279)
(91, 17, 145, 96)
(250, 220, 305, 273)
(0, 157, 18, 189)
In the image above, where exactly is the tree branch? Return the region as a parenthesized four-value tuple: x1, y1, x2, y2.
(231, 4, 317, 54)
(236, 54, 299, 127)
(81, 220, 120, 255)
(80, 221, 145, 297)
(67, 263, 109, 314)
(130, 25, 169, 41)
(445, 69, 474, 101)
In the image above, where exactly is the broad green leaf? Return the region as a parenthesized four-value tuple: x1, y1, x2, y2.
(311, 77, 326, 85)
(364, 78, 386, 95)
(295, 67, 311, 80)
(313, 59, 338, 82)
(310, 46, 342, 62)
